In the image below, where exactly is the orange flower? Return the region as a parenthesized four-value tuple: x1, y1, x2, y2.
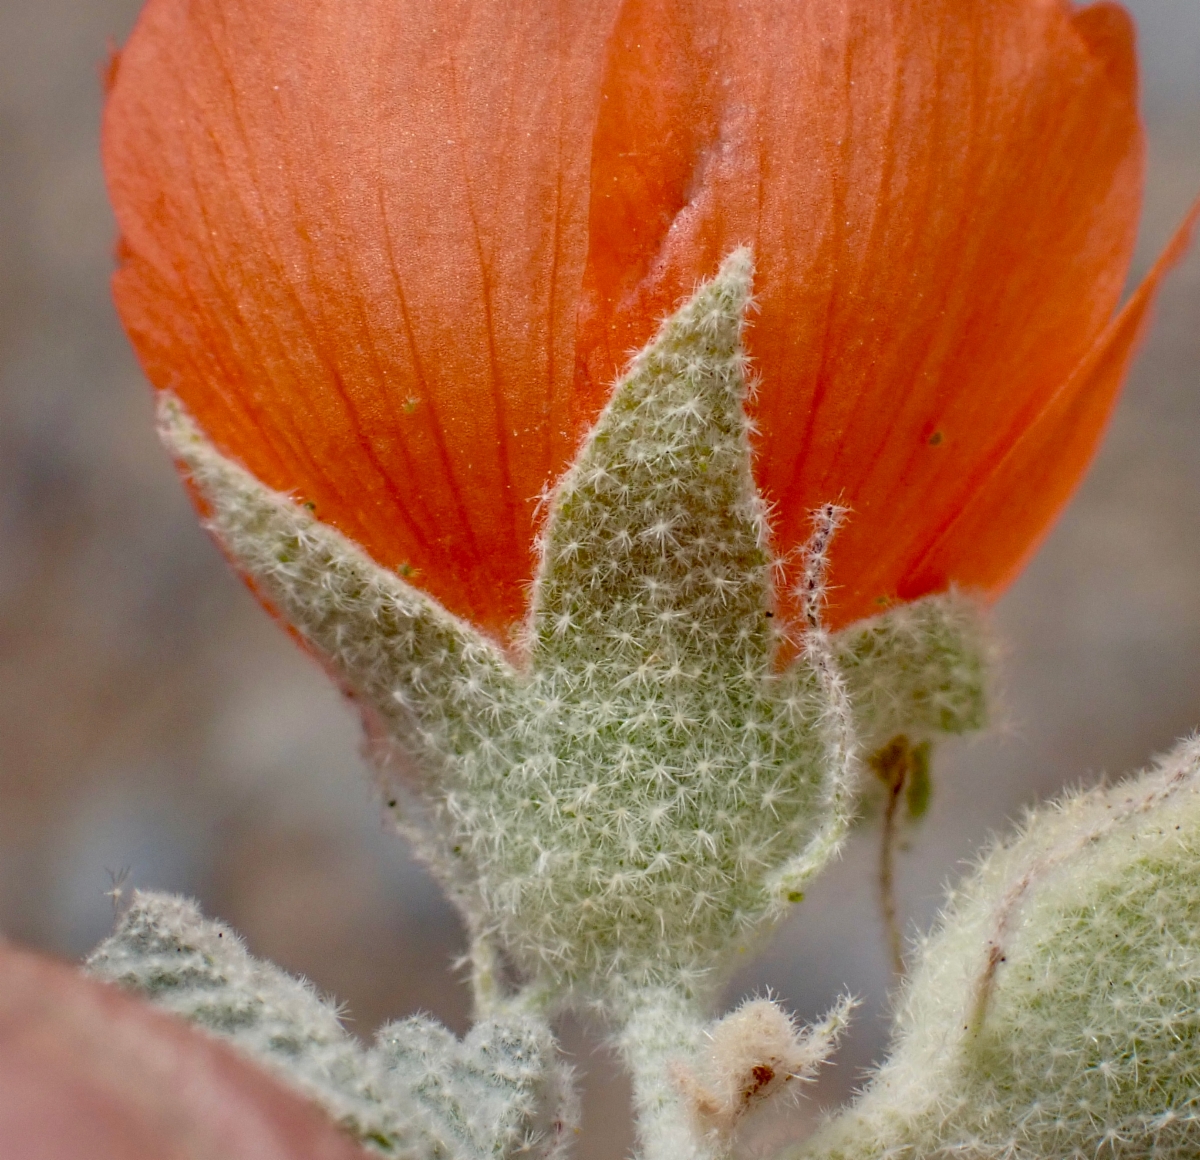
(103, 0, 1196, 641)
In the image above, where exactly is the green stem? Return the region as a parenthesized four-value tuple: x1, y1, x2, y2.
(618, 991, 725, 1160)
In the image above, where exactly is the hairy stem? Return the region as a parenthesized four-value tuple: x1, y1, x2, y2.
(618, 993, 722, 1160)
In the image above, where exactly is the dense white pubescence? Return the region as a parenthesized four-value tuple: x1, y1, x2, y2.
(376, 1013, 577, 1160)
(86, 892, 575, 1160)
(798, 735, 1200, 1160)
(674, 994, 855, 1139)
(615, 988, 852, 1160)
(158, 251, 986, 1011)
(833, 595, 988, 756)
(618, 990, 716, 1160)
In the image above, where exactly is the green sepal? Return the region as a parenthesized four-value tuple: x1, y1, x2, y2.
(160, 395, 521, 778)
(159, 251, 990, 1014)
(833, 593, 989, 753)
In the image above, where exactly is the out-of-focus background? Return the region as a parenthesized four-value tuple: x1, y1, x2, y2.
(0, 2, 1197, 1156)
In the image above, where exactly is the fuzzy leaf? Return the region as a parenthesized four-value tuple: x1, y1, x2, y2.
(798, 736, 1200, 1160)
(88, 892, 575, 1160)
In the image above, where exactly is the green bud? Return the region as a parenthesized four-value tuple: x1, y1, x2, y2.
(800, 735, 1200, 1160)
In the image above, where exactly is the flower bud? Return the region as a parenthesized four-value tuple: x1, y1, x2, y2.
(802, 735, 1200, 1160)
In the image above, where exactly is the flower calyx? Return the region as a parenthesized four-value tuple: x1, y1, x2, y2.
(160, 251, 988, 1013)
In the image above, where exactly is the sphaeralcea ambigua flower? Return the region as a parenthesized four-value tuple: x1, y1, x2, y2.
(101, 0, 1197, 1064)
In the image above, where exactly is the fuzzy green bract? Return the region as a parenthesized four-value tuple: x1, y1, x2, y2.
(159, 250, 985, 1015)
(479, 248, 839, 1001)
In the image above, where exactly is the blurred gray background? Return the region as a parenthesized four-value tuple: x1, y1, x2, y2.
(0, 2, 1197, 1156)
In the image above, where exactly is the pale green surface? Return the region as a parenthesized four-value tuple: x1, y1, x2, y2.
(88, 890, 573, 1160)
(800, 736, 1200, 1160)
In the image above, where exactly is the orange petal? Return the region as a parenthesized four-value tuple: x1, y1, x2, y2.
(575, 0, 1146, 631)
(900, 195, 1200, 602)
(108, 0, 1149, 641)
(0, 942, 371, 1159)
(105, 0, 624, 645)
